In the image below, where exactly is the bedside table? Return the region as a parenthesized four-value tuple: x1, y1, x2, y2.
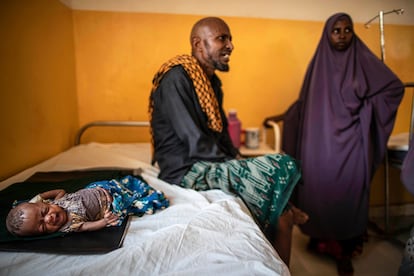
(239, 143, 278, 157)
(239, 122, 281, 157)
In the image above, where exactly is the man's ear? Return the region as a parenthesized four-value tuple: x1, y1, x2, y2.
(191, 36, 202, 52)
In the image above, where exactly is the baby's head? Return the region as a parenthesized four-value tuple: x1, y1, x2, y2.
(6, 201, 68, 237)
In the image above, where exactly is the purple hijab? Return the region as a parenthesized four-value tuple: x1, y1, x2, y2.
(284, 13, 404, 240)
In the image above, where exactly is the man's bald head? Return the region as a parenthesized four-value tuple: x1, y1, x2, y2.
(190, 17, 230, 49)
(189, 17, 233, 77)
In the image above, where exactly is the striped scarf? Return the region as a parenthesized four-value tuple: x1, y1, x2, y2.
(149, 54, 223, 132)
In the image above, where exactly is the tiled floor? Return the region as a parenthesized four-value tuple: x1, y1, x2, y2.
(289, 225, 406, 276)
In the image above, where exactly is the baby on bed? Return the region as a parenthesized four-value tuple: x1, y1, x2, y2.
(6, 175, 169, 237)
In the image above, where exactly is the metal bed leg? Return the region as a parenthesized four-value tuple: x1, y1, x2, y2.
(384, 152, 390, 234)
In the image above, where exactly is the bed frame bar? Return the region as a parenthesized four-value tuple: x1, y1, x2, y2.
(75, 120, 150, 145)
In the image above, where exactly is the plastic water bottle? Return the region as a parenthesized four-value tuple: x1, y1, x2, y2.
(227, 109, 241, 148)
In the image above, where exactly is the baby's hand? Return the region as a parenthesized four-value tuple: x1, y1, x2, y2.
(104, 210, 119, 226)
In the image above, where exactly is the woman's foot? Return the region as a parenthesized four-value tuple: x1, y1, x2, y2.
(307, 239, 342, 258)
(307, 238, 357, 275)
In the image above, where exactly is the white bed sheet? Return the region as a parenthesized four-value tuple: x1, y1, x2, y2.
(0, 142, 289, 276)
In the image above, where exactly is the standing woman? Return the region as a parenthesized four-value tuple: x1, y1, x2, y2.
(282, 13, 404, 275)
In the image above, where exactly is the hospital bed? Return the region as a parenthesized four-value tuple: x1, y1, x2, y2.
(0, 121, 289, 276)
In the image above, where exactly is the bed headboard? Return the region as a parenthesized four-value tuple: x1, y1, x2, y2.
(75, 121, 150, 145)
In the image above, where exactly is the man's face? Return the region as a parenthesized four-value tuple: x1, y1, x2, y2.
(199, 22, 234, 72)
(17, 202, 68, 236)
(329, 17, 354, 51)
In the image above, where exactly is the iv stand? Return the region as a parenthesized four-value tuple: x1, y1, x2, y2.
(365, 8, 404, 234)
(364, 8, 404, 62)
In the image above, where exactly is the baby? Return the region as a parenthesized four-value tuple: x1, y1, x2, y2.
(6, 175, 169, 237)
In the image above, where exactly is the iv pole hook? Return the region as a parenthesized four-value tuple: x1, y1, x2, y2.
(364, 8, 404, 62)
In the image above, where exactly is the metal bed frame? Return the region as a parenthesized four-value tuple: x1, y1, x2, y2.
(75, 120, 150, 145)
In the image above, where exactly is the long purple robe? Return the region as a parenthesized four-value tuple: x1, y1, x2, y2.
(283, 13, 404, 240)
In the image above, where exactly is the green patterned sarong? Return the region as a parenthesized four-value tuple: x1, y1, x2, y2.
(180, 153, 301, 228)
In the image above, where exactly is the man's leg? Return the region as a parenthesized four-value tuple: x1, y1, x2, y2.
(270, 206, 309, 267)
(273, 209, 294, 266)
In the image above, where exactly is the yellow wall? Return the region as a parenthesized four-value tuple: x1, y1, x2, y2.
(0, 0, 78, 181)
(1, 4, 414, 205)
(73, 11, 413, 137)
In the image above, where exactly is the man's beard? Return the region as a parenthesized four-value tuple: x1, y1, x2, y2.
(212, 59, 229, 72)
(205, 42, 230, 72)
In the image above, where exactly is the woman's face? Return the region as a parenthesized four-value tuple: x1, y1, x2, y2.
(329, 17, 354, 51)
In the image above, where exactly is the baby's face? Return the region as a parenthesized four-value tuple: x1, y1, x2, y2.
(18, 202, 68, 236)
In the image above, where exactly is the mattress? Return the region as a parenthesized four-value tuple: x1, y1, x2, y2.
(0, 142, 289, 276)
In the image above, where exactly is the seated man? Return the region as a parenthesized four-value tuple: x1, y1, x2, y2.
(149, 16, 307, 266)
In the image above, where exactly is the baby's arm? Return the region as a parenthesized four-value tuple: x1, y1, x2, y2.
(77, 210, 119, 232)
(40, 189, 66, 200)
(29, 189, 66, 203)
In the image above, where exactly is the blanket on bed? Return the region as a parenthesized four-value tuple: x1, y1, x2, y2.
(0, 169, 138, 254)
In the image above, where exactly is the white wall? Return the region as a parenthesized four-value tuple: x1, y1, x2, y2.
(60, 0, 413, 25)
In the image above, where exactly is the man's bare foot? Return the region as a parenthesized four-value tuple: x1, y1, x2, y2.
(290, 205, 309, 225)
